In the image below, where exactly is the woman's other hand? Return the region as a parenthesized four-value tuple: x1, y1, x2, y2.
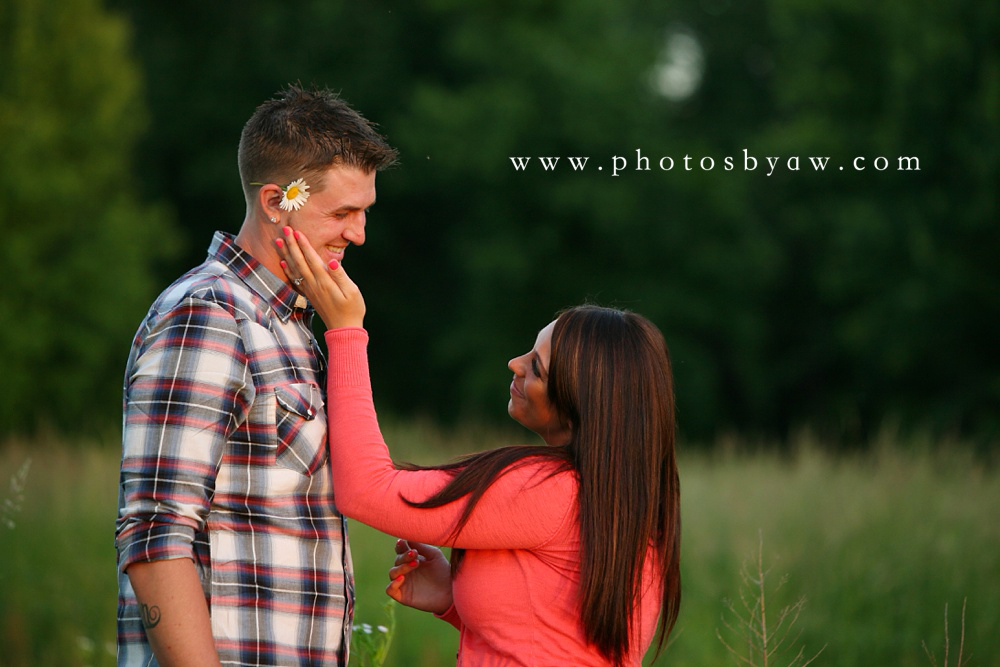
(275, 226, 365, 329)
(386, 539, 453, 615)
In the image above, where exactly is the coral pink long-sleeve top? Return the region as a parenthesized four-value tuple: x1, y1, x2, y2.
(326, 329, 663, 666)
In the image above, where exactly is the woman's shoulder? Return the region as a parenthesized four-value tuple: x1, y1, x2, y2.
(501, 455, 578, 494)
(482, 456, 579, 544)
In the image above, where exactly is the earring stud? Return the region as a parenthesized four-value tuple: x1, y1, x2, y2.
(270, 217, 277, 223)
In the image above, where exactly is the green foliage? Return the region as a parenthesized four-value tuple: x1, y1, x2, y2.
(0, 0, 178, 436)
(349, 600, 396, 667)
(0, 439, 119, 666)
(1, 457, 30, 531)
(2, 432, 998, 666)
(731, 0, 1000, 441)
(103, 1, 997, 444)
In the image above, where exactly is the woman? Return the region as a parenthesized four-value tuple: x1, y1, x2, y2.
(276, 228, 681, 666)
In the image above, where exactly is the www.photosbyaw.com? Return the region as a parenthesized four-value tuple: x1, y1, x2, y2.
(509, 148, 921, 177)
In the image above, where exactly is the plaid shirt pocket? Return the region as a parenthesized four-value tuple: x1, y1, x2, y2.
(274, 382, 327, 476)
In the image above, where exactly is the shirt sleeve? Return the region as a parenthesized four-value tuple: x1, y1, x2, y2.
(325, 328, 576, 550)
(116, 297, 253, 572)
(434, 604, 464, 632)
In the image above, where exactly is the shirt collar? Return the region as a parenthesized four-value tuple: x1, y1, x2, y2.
(209, 231, 310, 323)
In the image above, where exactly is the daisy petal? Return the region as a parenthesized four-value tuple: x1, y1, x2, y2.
(280, 178, 310, 211)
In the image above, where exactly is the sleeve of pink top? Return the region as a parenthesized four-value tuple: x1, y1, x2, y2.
(434, 605, 464, 631)
(324, 328, 575, 550)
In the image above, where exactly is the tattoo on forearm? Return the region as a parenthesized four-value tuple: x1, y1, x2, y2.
(140, 602, 162, 629)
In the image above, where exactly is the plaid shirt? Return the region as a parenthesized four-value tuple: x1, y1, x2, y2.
(116, 232, 353, 666)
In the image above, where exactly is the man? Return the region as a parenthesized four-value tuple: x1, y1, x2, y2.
(116, 85, 398, 666)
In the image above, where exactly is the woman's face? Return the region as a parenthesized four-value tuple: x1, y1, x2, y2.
(507, 320, 571, 445)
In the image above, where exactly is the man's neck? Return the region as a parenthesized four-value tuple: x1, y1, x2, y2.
(235, 216, 283, 280)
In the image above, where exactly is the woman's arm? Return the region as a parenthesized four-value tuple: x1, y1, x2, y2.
(326, 327, 576, 548)
(274, 230, 576, 550)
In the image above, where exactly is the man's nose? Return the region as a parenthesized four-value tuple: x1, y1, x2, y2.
(345, 213, 366, 245)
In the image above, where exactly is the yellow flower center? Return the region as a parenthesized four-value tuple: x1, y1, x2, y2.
(285, 186, 300, 200)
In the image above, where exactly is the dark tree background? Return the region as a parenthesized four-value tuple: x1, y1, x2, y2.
(2, 0, 997, 447)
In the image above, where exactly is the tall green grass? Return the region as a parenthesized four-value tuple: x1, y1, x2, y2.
(0, 436, 120, 667)
(1, 426, 996, 666)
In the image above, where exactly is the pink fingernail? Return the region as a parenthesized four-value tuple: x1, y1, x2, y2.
(280, 260, 287, 269)
(283, 226, 292, 236)
(407, 550, 417, 559)
(329, 260, 340, 270)
(275, 238, 284, 249)
(294, 230, 302, 241)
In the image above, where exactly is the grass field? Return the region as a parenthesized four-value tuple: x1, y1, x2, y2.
(1, 424, 997, 667)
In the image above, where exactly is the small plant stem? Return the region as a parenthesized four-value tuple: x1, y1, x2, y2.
(944, 602, 949, 667)
(757, 531, 769, 667)
(957, 598, 966, 667)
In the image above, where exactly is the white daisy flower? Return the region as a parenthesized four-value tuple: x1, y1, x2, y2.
(279, 178, 310, 211)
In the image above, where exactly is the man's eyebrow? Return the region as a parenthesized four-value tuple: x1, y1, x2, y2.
(334, 198, 376, 211)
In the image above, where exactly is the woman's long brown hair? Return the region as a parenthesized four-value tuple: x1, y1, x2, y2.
(400, 305, 681, 665)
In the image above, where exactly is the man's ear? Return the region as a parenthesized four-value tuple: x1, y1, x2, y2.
(257, 184, 285, 222)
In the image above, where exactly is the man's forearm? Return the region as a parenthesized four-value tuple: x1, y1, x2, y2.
(126, 558, 222, 667)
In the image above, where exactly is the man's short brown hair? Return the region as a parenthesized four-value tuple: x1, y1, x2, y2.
(238, 84, 398, 201)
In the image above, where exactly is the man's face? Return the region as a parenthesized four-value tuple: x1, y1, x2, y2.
(286, 165, 376, 268)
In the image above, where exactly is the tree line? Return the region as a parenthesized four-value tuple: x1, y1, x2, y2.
(2, 0, 997, 447)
